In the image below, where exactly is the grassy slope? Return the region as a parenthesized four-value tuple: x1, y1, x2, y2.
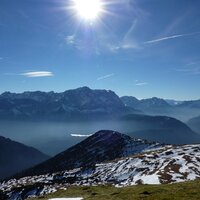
(30, 179, 200, 200)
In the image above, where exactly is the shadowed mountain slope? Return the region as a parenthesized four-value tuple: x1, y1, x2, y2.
(15, 130, 161, 179)
(0, 136, 49, 180)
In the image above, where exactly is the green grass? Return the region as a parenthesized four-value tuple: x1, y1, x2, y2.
(30, 179, 200, 200)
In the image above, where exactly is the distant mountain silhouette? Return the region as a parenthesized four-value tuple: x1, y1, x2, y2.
(0, 87, 132, 121)
(165, 99, 183, 106)
(187, 115, 200, 134)
(121, 96, 173, 115)
(120, 114, 200, 144)
(1, 88, 200, 121)
(121, 96, 200, 121)
(0, 136, 49, 180)
(178, 100, 200, 108)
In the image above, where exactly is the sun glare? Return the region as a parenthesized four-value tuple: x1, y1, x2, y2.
(72, 0, 103, 21)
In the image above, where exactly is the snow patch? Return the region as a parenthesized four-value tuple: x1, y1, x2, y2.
(71, 134, 92, 137)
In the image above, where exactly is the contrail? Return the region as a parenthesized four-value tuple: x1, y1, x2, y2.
(144, 31, 200, 44)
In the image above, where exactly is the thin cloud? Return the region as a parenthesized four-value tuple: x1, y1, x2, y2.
(144, 31, 200, 44)
(186, 61, 200, 66)
(65, 35, 91, 51)
(121, 43, 139, 49)
(65, 35, 76, 45)
(107, 20, 140, 52)
(64, 20, 140, 55)
(123, 20, 137, 41)
(121, 20, 140, 50)
(97, 73, 114, 80)
(161, 12, 190, 36)
(21, 71, 54, 78)
(106, 44, 120, 53)
(0, 57, 3, 60)
(71, 134, 92, 137)
(175, 67, 200, 75)
(135, 82, 148, 86)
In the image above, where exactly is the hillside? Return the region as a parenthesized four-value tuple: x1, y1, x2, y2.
(2, 140, 200, 199)
(0, 136, 49, 180)
(14, 130, 161, 178)
(120, 114, 200, 144)
(187, 116, 200, 134)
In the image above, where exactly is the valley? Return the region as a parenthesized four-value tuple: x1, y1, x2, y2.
(0, 88, 200, 199)
(0, 87, 200, 156)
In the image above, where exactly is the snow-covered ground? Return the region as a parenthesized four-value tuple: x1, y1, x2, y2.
(1, 144, 200, 199)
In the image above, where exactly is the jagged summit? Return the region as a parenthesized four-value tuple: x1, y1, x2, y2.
(0, 87, 128, 120)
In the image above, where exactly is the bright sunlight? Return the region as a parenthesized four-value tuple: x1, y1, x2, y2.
(72, 0, 103, 21)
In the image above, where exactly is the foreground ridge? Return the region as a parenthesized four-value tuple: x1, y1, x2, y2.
(1, 142, 200, 199)
(15, 130, 161, 178)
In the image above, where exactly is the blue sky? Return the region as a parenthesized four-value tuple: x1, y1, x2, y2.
(0, 0, 200, 100)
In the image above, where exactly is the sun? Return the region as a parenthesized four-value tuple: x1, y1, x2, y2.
(72, 0, 103, 21)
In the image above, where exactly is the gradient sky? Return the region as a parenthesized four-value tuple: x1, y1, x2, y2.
(0, 0, 200, 100)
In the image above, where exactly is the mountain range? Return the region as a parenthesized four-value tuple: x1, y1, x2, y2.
(0, 136, 49, 180)
(0, 87, 199, 122)
(0, 87, 200, 155)
(1, 130, 200, 200)
(121, 96, 200, 122)
(0, 87, 128, 121)
(0, 87, 200, 122)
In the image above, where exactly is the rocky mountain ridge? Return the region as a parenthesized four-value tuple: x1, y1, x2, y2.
(0, 87, 128, 120)
(2, 141, 200, 199)
(14, 130, 161, 179)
